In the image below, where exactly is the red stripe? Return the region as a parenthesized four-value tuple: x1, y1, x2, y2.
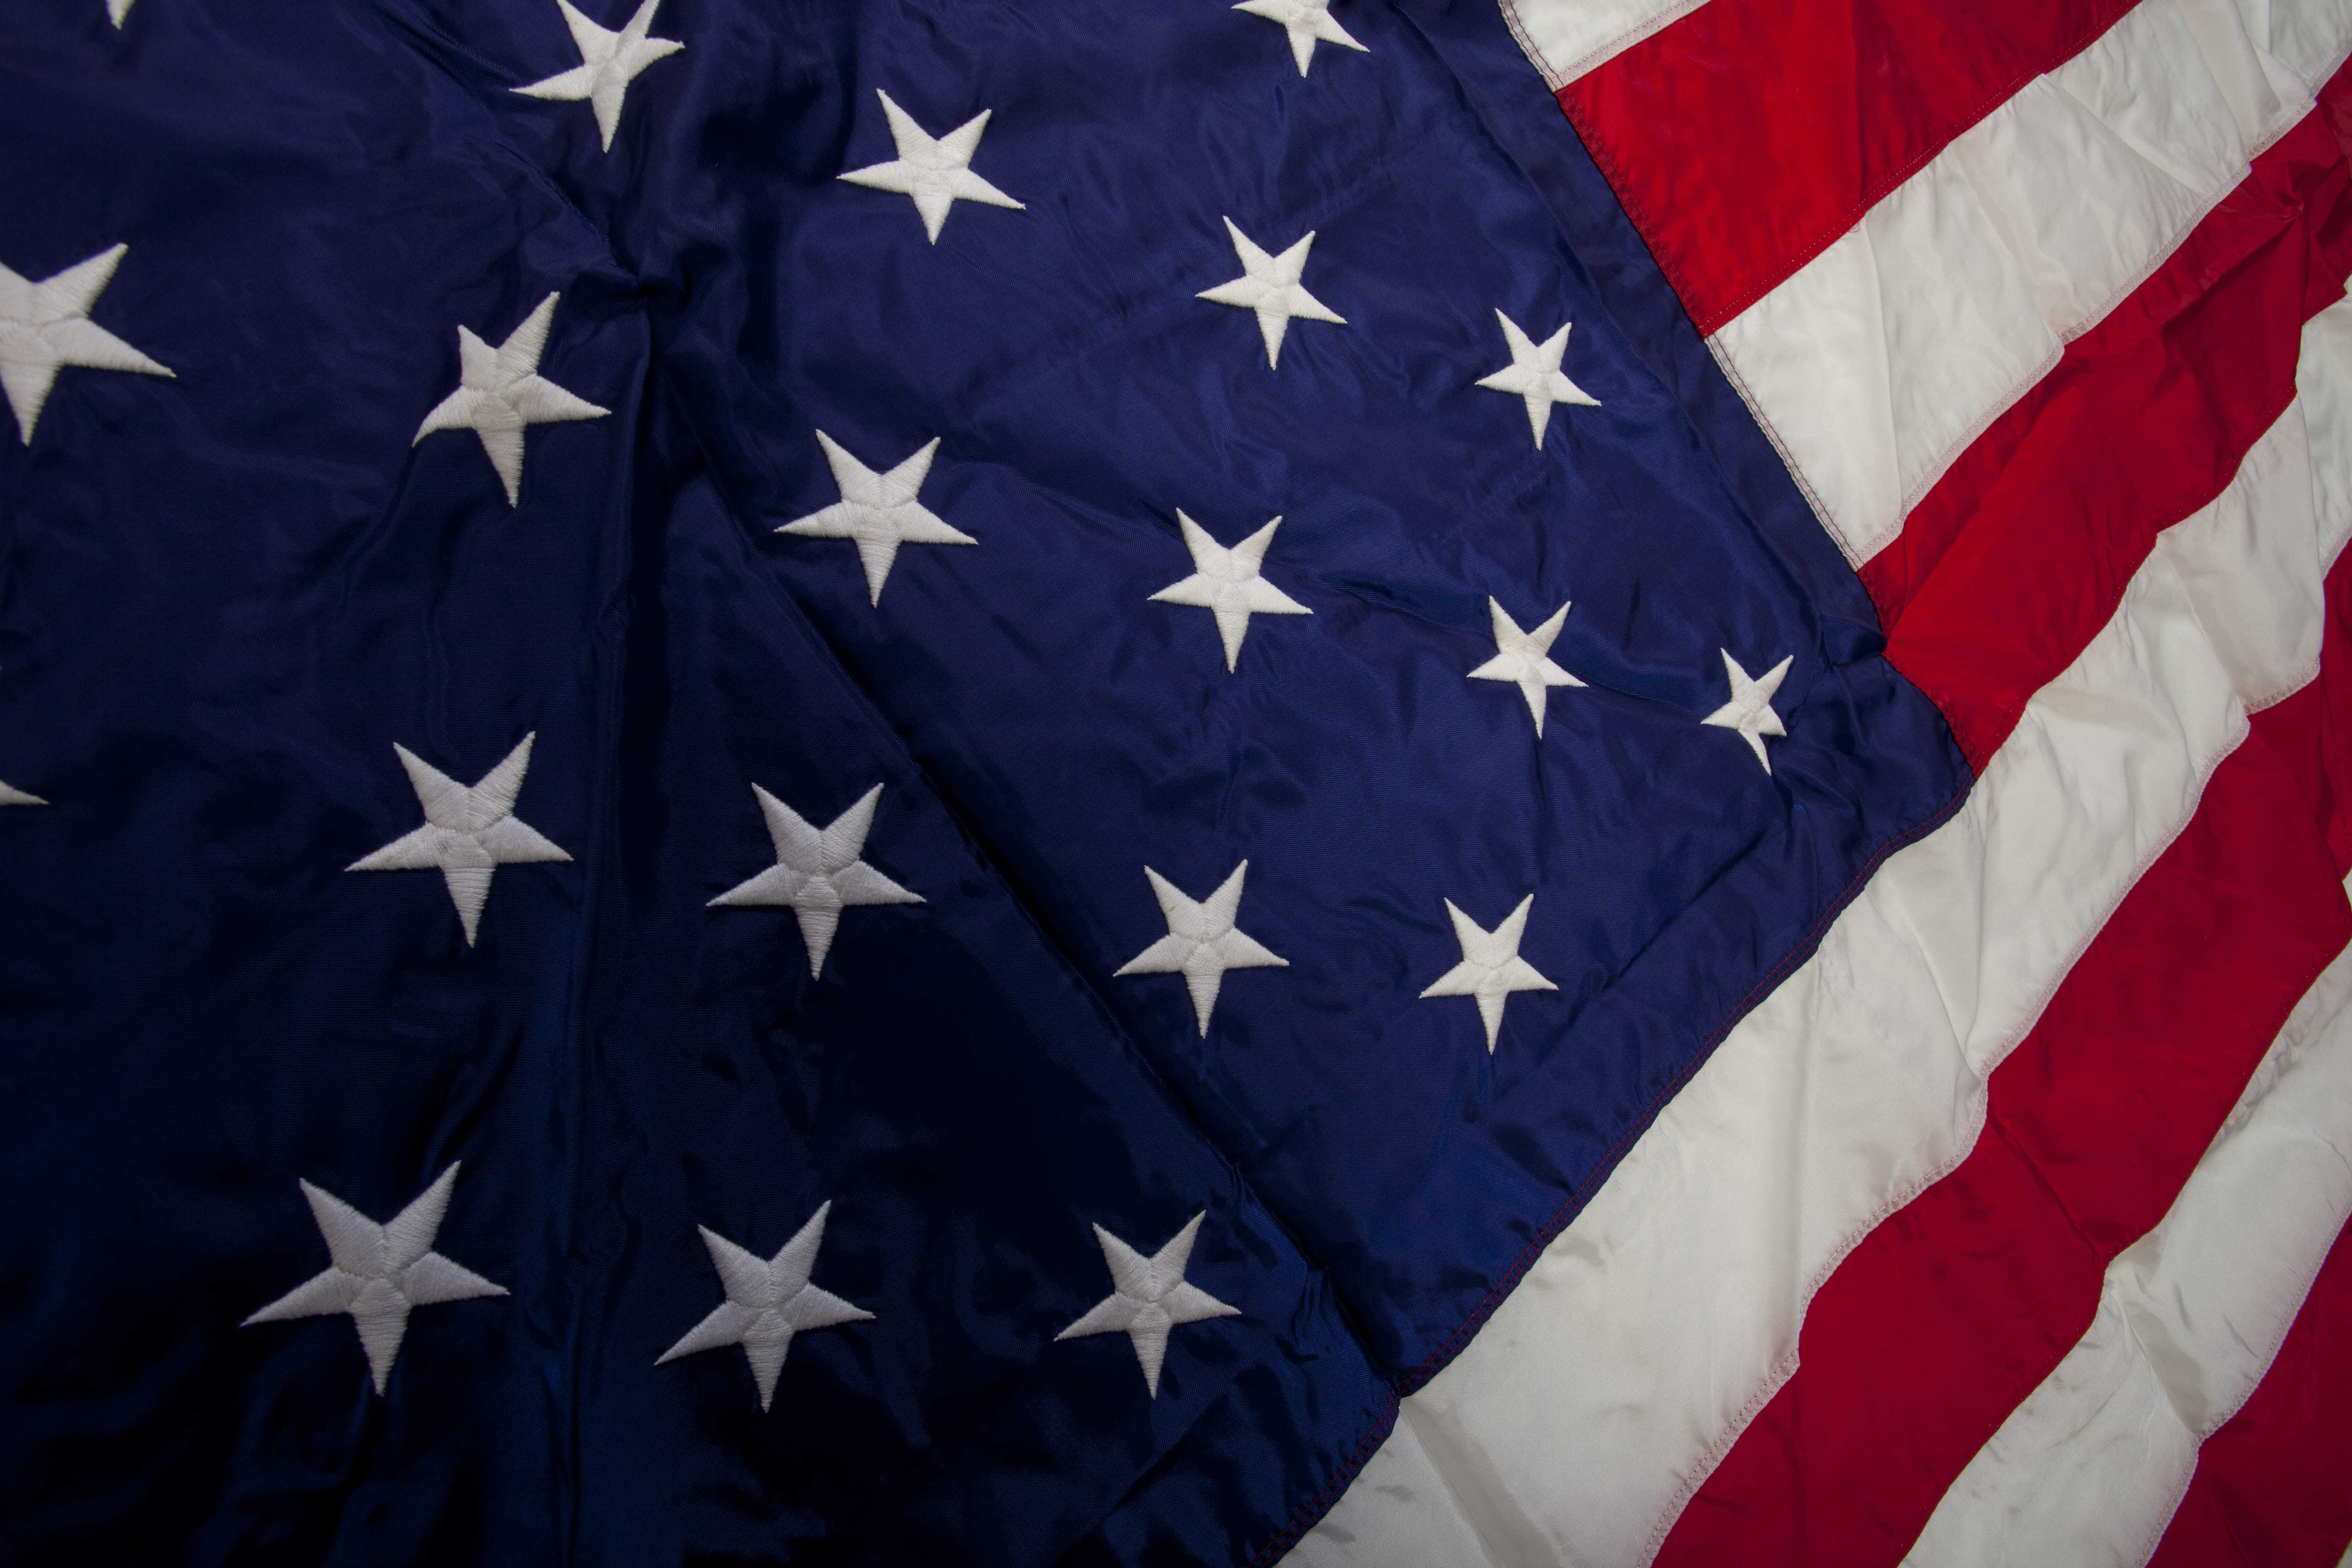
(2141, 573, 2352, 1568)
(1556, 0, 2136, 335)
(2145, 1219, 2352, 1568)
(1871, 78, 2352, 771)
(1653, 552, 2352, 1568)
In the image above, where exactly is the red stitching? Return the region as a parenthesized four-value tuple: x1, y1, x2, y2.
(1241, 1385, 1403, 1568)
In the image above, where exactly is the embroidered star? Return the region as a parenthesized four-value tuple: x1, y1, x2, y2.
(1114, 861, 1287, 1035)
(1476, 310, 1599, 448)
(412, 292, 608, 506)
(1234, 0, 1368, 75)
(657, 1200, 874, 1411)
(1197, 218, 1346, 368)
(1702, 650, 1794, 774)
(1055, 1212, 1241, 1398)
(108, 0, 134, 24)
(1420, 894, 1557, 1052)
(242, 1163, 507, 1395)
(709, 781, 923, 977)
(1469, 597, 1585, 737)
(0, 781, 43, 806)
(1149, 511, 1312, 671)
(512, 0, 683, 151)
(837, 90, 1026, 244)
(346, 733, 572, 946)
(0, 244, 173, 444)
(778, 431, 975, 604)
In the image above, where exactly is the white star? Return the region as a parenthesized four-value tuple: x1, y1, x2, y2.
(242, 1163, 507, 1395)
(0, 244, 173, 444)
(1055, 1213, 1240, 1398)
(412, 292, 609, 506)
(1233, 0, 1369, 75)
(657, 1200, 874, 1411)
(346, 733, 572, 946)
(1148, 511, 1313, 672)
(837, 90, 1026, 244)
(1114, 861, 1288, 1035)
(1419, 895, 1557, 1052)
(778, 431, 975, 605)
(1475, 310, 1600, 447)
(709, 781, 923, 977)
(107, 0, 134, 25)
(1197, 218, 1346, 369)
(1468, 597, 1585, 737)
(512, 0, 684, 152)
(1702, 650, 1794, 774)
(0, 780, 42, 806)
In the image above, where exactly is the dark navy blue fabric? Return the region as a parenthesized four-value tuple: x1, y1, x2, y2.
(0, 0, 1969, 1563)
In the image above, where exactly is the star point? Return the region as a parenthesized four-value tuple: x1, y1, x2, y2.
(0, 780, 44, 806)
(347, 733, 572, 945)
(1468, 597, 1585, 736)
(512, 0, 683, 150)
(0, 243, 173, 443)
(837, 90, 1025, 243)
(778, 431, 974, 603)
(1055, 1213, 1241, 1397)
(1234, 0, 1369, 75)
(1419, 894, 1557, 1052)
(1197, 218, 1346, 368)
(1148, 511, 1312, 671)
(107, 0, 134, 26)
(709, 781, 923, 977)
(657, 1201, 874, 1411)
(1114, 861, 1288, 1034)
(1475, 310, 1599, 447)
(413, 293, 609, 505)
(242, 1163, 507, 1395)
(1702, 650, 1794, 774)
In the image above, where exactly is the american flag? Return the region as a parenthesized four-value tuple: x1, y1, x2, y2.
(2, 0, 2348, 1563)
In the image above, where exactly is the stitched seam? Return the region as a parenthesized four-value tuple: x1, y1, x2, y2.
(1393, 765, 1978, 1394)
(1240, 1385, 1403, 1568)
(1514, 0, 1721, 92)
(1493, 0, 1568, 90)
(1702, 331, 1860, 562)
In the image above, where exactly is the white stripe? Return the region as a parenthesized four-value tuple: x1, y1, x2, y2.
(1901, 292, 2352, 1568)
(1290, 295, 2352, 1568)
(1493, 0, 1717, 89)
(1902, 891, 2352, 1568)
(1711, 0, 2347, 565)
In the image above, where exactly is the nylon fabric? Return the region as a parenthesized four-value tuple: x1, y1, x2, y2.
(1867, 93, 2352, 768)
(1904, 874, 2352, 1566)
(1558, 0, 2141, 336)
(1658, 505, 2352, 1568)
(1711, 0, 2329, 567)
(1294, 280, 2352, 1568)
(2146, 1219, 2352, 1567)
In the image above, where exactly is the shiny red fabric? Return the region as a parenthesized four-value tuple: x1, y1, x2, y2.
(2146, 1220, 2352, 1567)
(1653, 552, 2352, 1568)
(2139, 558, 2352, 1568)
(1557, 0, 2138, 334)
(1651, 75, 2352, 1568)
(1870, 88, 2352, 769)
